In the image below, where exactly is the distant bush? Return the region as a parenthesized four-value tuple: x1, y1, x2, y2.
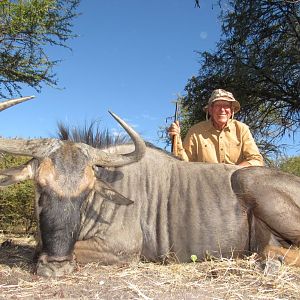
(278, 156, 300, 177)
(0, 154, 36, 233)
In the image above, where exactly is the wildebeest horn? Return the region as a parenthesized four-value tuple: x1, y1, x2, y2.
(88, 111, 146, 167)
(0, 138, 63, 158)
(0, 96, 35, 112)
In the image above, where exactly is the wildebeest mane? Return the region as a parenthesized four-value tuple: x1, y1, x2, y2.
(56, 120, 130, 149)
(56, 120, 179, 159)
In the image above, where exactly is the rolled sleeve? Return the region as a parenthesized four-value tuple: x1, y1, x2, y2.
(241, 127, 264, 166)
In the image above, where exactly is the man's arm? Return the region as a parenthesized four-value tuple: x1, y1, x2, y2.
(240, 127, 264, 167)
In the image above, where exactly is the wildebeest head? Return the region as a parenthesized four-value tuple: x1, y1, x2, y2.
(0, 111, 146, 277)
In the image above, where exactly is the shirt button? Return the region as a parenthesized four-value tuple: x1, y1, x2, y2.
(220, 148, 224, 151)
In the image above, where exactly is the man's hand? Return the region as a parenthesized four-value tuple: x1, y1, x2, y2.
(238, 161, 252, 167)
(168, 121, 180, 138)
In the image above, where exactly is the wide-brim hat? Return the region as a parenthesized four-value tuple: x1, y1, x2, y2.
(203, 89, 240, 113)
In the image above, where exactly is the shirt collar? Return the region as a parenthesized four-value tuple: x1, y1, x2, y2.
(205, 119, 233, 133)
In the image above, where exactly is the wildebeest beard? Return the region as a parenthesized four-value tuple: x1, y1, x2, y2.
(38, 187, 89, 259)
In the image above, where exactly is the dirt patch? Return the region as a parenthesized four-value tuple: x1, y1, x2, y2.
(1, 235, 300, 299)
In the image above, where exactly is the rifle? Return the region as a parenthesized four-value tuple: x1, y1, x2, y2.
(171, 101, 179, 156)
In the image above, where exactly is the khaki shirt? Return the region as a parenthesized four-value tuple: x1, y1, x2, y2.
(177, 120, 264, 166)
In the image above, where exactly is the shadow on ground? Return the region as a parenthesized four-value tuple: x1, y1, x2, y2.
(0, 239, 35, 269)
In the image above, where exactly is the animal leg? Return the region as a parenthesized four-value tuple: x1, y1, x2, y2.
(252, 195, 300, 247)
(263, 245, 300, 267)
(232, 167, 300, 247)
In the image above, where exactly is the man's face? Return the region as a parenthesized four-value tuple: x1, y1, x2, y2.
(208, 100, 233, 129)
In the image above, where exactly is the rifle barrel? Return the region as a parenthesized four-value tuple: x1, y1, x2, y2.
(171, 102, 179, 155)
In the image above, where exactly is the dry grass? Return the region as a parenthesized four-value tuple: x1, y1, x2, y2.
(1, 234, 300, 299)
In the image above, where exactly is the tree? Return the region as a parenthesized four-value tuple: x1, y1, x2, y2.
(0, 0, 80, 98)
(180, 0, 300, 158)
(277, 155, 300, 176)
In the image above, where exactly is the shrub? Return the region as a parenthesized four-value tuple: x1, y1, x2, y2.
(0, 154, 36, 233)
(278, 156, 300, 177)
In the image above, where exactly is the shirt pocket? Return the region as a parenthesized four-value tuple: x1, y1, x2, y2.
(229, 138, 242, 158)
(200, 141, 217, 162)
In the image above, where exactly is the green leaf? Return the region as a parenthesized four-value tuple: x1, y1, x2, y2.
(190, 254, 198, 263)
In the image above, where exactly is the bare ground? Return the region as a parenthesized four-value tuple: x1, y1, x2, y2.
(1, 234, 300, 300)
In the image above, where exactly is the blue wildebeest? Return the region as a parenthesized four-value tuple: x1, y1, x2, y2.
(0, 108, 300, 277)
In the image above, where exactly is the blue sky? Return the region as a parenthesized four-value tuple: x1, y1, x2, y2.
(1, 1, 298, 155)
(1, 0, 221, 147)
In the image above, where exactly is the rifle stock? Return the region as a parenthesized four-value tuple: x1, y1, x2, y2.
(171, 134, 178, 156)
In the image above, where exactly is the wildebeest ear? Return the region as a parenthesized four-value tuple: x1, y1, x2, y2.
(95, 181, 134, 206)
(93, 166, 124, 183)
(0, 163, 34, 186)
